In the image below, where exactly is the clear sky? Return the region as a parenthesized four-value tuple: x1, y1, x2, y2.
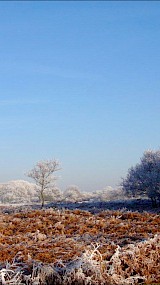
(0, 1, 160, 192)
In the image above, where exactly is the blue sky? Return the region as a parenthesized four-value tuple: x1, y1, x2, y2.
(0, 2, 160, 192)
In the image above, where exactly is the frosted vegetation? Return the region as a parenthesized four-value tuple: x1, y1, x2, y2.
(0, 208, 159, 285)
(122, 149, 160, 207)
(0, 150, 160, 208)
(0, 180, 125, 205)
(0, 180, 38, 204)
(0, 234, 159, 285)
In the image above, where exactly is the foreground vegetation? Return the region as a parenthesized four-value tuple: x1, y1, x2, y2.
(0, 206, 159, 285)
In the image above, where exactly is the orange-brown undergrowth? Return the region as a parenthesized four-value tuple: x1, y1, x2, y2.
(0, 208, 159, 284)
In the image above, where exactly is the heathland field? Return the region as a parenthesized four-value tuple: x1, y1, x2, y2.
(0, 203, 159, 285)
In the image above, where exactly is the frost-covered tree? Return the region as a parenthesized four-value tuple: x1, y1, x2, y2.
(122, 150, 160, 207)
(43, 187, 62, 202)
(63, 185, 83, 202)
(27, 159, 61, 207)
(93, 186, 125, 202)
(0, 180, 38, 204)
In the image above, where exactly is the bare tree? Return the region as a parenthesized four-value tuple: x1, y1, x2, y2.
(27, 159, 61, 207)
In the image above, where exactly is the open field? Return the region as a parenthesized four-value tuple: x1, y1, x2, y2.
(0, 203, 160, 284)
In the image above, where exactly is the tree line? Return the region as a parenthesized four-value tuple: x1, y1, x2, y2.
(26, 149, 160, 208)
(0, 149, 160, 208)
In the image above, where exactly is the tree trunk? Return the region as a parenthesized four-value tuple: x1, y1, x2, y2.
(40, 188, 45, 208)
